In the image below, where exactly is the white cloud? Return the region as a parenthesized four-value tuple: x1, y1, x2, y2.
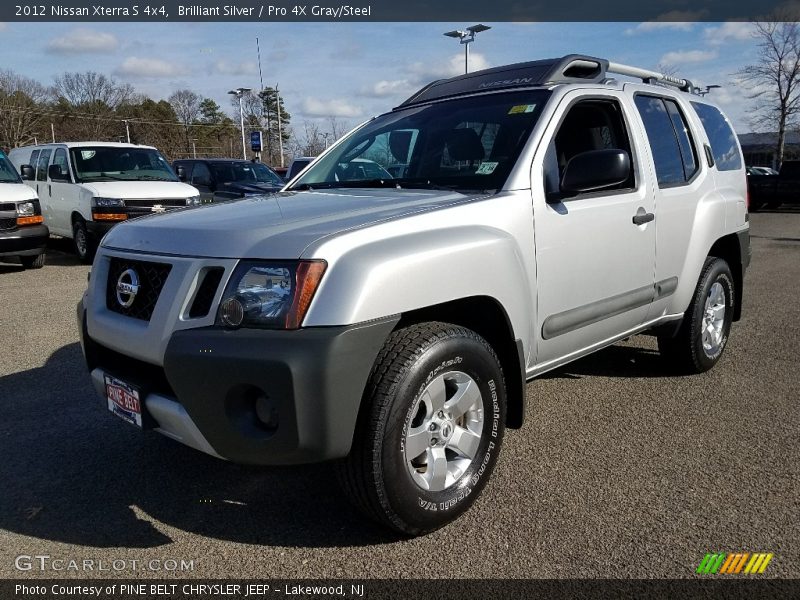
(211, 59, 257, 76)
(301, 97, 363, 118)
(46, 28, 118, 54)
(115, 57, 182, 78)
(660, 49, 718, 66)
(625, 22, 695, 35)
(364, 79, 415, 98)
(704, 22, 754, 46)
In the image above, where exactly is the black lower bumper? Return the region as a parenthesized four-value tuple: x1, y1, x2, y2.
(79, 304, 399, 465)
(0, 224, 49, 257)
(86, 220, 116, 237)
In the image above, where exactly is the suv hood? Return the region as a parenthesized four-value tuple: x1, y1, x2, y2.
(102, 187, 481, 258)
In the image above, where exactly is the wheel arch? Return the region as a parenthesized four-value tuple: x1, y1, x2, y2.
(395, 296, 527, 429)
(708, 233, 744, 322)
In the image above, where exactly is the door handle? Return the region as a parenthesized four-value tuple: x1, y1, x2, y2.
(48, 184, 52, 196)
(632, 208, 655, 225)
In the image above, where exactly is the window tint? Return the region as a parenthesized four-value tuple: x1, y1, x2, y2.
(665, 100, 697, 179)
(545, 98, 635, 195)
(691, 102, 742, 171)
(52, 148, 69, 179)
(635, 96, 697, 186)
(29, 150, 40, 172)
(191, 162, 212, 185)
(36, 149, 52, 181)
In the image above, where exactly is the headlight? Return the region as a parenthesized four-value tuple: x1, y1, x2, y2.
(217, 260, 327, 330)
(16, 201, 35, 217)
(186, 195, 201, 206)
(93, 197, 125, 208)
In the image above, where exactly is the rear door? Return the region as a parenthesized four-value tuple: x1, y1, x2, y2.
(189, 162, 214, 203)
(47, 147, 74, 236)
(34, 148, 53, 227)
(532, 90, 657, 366)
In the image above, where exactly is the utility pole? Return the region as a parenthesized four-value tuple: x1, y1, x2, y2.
(276, 84, 284, 167)
(51, 123, 55, 143)
(122, 119, 131, 143)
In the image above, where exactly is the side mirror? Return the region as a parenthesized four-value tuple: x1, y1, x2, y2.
(20, 164, 34, 180)
(48, 164, 70, 182)
(560, 149, 631, 195)
(176, 165, 187, 181)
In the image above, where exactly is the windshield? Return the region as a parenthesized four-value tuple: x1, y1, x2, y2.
(0, 152, 22, 184)
(69, 147, 177, 183)
(212, 162, 283, 186)
(290, 90, 550, 193)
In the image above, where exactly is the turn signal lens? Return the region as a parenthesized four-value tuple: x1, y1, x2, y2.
(92, 213, 128, 221)
(16, 215, 44, 226)
(285, 262, 327, 329)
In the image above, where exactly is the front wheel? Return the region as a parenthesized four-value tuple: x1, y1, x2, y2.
(658, 257, 734, 373)
(338, 322, 507, 536)
(72, 219, 96, 264)
(20, 253, 45, 269)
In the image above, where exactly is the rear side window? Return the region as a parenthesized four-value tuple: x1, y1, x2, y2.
(36, 149, 52, 181)
(691, 102, 742, 171)
(634, 95, 698, 187)
(29, 150, 40, 171)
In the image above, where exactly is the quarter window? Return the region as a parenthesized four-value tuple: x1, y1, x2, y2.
(634, 95, 698, 186)
(691, 102, 743, 171)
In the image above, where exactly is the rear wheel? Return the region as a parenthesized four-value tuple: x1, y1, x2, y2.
(338, 322, 506, 536)
(20, 253, 45, 269)
(72, 219, 96, 264)
(658, 257, 734, 373)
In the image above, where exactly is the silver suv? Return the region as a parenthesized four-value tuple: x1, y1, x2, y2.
(78, 55, 750, 536)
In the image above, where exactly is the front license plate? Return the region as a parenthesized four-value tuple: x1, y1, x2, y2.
(105, 374, 142, 428)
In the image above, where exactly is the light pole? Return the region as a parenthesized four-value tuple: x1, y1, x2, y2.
(122, 119, 131, 143)
(191, 138, 198, 158)
(444, 24, 491, 73)
(228, 87, 252, 160)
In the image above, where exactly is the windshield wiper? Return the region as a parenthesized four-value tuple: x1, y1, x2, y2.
(291, 179, 399, 191)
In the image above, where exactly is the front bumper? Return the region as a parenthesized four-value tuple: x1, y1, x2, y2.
(86, 220, 116, 238)
(79, 304, 398, 465)
(0, 224, 49, 257)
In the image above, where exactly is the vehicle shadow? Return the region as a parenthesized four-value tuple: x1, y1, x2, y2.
(0, 343, 395, 549)
(541, 341, 673, 380)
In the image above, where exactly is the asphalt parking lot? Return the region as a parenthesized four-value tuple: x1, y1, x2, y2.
(0, 211, 798, 579)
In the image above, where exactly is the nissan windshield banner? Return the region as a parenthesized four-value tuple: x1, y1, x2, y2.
(2, 0, 797, 21)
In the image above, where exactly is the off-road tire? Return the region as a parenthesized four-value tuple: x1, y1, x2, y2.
(338, 322, 507, 536)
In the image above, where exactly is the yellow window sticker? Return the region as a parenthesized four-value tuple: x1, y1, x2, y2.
(508, 104, 537, 114)
(476, 161, 498, 175)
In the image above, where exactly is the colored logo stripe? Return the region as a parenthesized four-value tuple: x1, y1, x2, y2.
(697, 552, 774, 574)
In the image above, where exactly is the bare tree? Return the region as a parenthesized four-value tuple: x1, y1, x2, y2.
(53, 71, 134, 108)
(169, 89, 201, 154)
(0, 70, 50, 148)
(737, 20, 800, 168)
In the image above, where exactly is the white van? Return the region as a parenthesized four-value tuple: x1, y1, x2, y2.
(0, 149, 48, 269)
(9, 142, 200, 263)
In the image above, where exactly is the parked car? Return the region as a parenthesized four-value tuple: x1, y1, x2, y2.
(0, 150, 47, 269)
(285, 156, 315, 181)
(173, 159, 284, 202)
(746, 166, 778, 176)
(78, 54, 750, 536)
(8, 142, 200, 263)
(746, 159, 800, 210)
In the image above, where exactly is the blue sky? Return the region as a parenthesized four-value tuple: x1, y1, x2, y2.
(0, 21, 760, 132)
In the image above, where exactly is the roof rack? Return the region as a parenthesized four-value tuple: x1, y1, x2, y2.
(398, 54, 696, 108)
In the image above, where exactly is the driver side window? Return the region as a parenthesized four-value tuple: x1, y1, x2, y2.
(544, 98, 635, 197)
(191, 162, 212, 186)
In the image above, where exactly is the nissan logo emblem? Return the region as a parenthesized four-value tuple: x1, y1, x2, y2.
(116, 268, 140, 308)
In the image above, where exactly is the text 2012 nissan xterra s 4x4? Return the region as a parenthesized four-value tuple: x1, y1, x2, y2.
(78, 55, 750, 535)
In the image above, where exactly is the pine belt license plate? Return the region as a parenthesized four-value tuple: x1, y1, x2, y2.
(105, 374, 142, 428)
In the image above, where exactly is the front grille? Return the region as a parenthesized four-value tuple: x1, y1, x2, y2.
(106, 258, 172, 321)
(124, 199, 186, 218)
(0, 202, 16, 211)
(0, 217, 17, 231)
(189, 268, 224, 318)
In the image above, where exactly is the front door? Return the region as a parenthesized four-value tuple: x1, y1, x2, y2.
(531, 91, 657, 368)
